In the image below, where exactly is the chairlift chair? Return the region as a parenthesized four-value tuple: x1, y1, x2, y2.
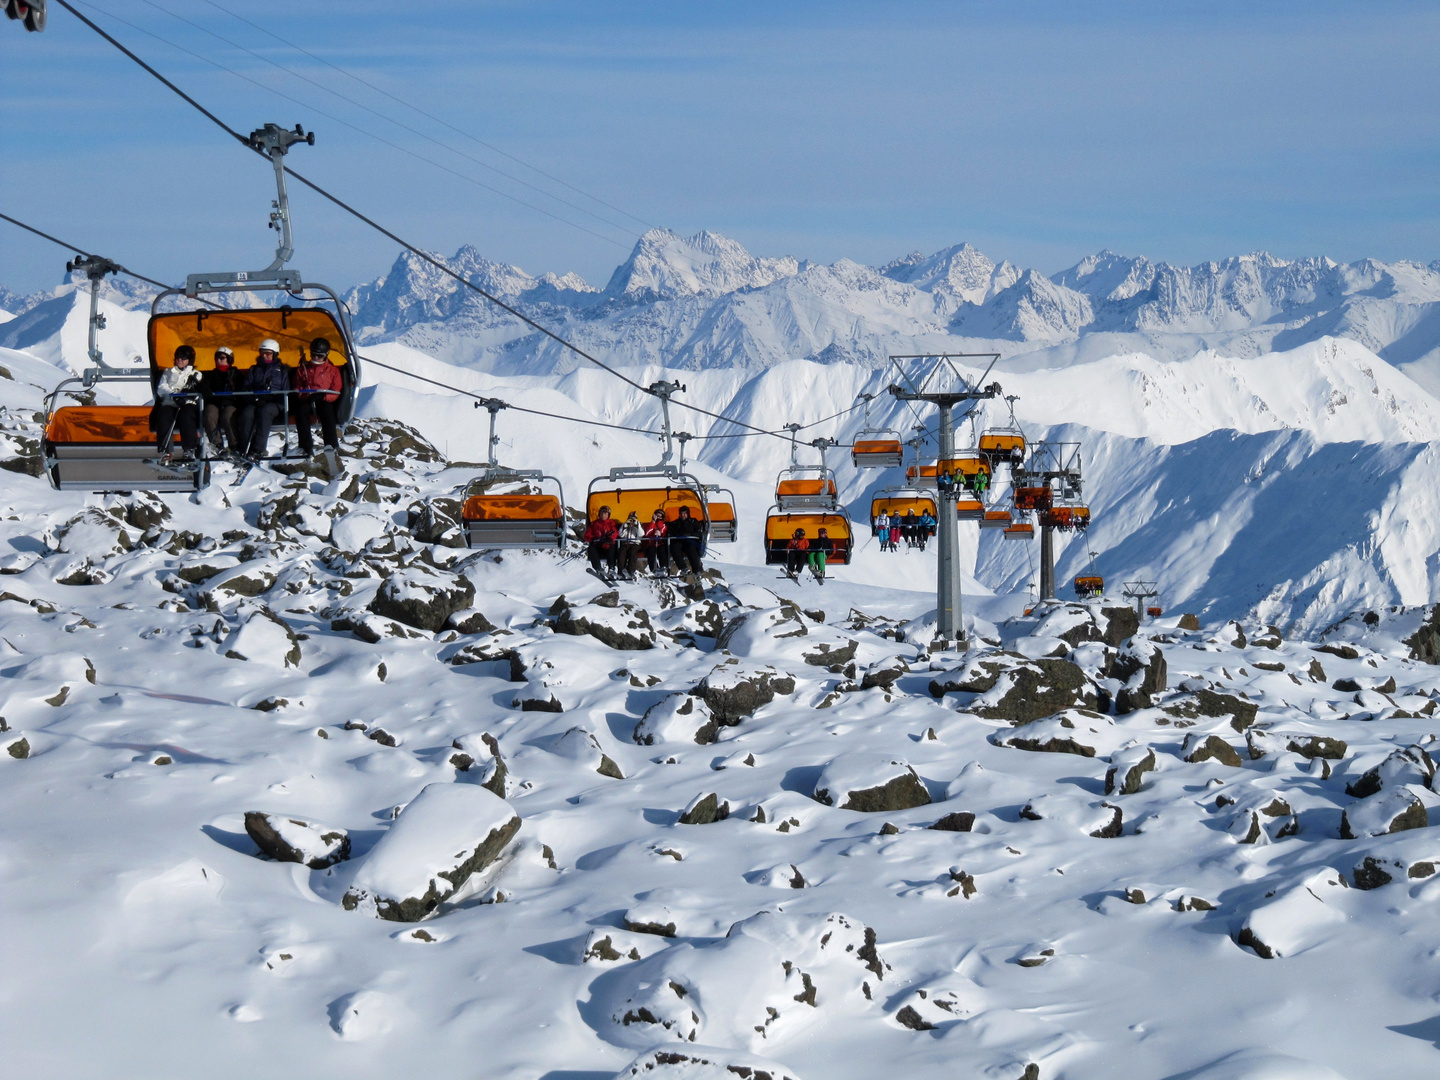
(763, 509, 853, 566)
(704, 486, 738, 543)
(1013, 483, 1053, 511)
(979, 509, 1012, 530)
(44, 123, 360, 493)
(1074, 575, 1105, 599)
(850, 394, 902, 468)
(869, 491, 937, 522)
(585, 381, 713, 551)
(1003, 521, 1035, 540)
(459, 399, 566, 549)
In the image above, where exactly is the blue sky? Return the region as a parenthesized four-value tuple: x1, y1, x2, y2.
(2, 1, 1438, 295)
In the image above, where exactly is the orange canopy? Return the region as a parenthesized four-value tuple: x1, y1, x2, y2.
(149, 308, 349, 371)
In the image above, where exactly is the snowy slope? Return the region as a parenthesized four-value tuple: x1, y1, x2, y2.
(4, 288, 1438, 632)
(2, 352, 1440, 1078)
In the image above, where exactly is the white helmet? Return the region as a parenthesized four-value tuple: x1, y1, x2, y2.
(259, 338, 281, 353)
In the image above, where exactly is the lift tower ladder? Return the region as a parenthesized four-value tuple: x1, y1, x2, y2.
(887, 353, 1001, 650)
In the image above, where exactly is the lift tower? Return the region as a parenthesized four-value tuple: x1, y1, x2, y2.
(1017, 441, 1083, 600)
(888, 354, 1001, 649)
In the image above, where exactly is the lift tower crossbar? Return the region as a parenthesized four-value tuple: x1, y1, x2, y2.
(887, 353, 1001, 650)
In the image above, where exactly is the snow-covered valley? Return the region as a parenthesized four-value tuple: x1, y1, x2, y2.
(3, 231, 1440, 1079)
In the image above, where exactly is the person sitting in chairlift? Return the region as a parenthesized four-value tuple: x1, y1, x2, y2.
(809, 528, 833, 580)
(917, 507, 936, 551)
(785, 528, 809, 576)
(151, 344, 203, 462)
(202, 345, 241, 455)
(668, 505, 705, 576)
(617, 511, 643, 580)
(583, 504, 619, 575)
(235, 338, 291, 461)
(294, 336, 344, 458)
(642, 509, 669, 576)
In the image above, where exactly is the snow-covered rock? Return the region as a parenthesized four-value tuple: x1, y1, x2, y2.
(369, 566, 474, 632)
(342, 783, 520, 921)
(1340, 788, 1428, 839)
(221, 607, 301, 668)
(1237, 868, 1349, 959)
(244, 812, 350, 868)
(812, 753, 930, 812)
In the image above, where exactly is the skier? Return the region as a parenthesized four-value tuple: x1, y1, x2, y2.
(888, 517, 902, 552)
(975, 468, 990, 498)
(583, 505, 619, 577)
(903, 509, 919, 549)
(785, 528, 809, 577)
(917, 508, 936, 551)
(810, 527, 833, 583)
(151, 345, 202, 461)
(234, 339, 291, 460)
(202, 346, 241, 455)
(617, 511, 643, 580)
(642, 509, 669, 576)
(294, 337, 343, 458)
(668, 505, 705, 576)
(874, 509, 890, 543)
(937, 470, 955, 496)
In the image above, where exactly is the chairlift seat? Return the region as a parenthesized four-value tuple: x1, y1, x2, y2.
(706, 498, 737, 543)
(1074, 575, 1105, 598)
(775, 477, 838, 510)
(1003, 522, 1035, 540)
(1147, 606, 1164, 618)
(763, 509, 852, 566)
(461, 493, 565, 549)
(979, 429, 1026, 456)
(870, 494, 938, 521)
(851, 438, 903, 468)
(43, 405, 206, 492)
(587, 485, 707, 527)
(979, 509, 1012, 529)
(1014, 485, 1053, 511)
(954, 494, 984, 520)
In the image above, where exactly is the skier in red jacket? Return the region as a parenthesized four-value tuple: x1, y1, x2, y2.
(295, 337, 345, 456)
(583, 505, 619, 575)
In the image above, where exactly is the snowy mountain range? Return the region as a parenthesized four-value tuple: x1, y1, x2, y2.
(323, 230, 1440, 394)
(7, 228, 1440, 390)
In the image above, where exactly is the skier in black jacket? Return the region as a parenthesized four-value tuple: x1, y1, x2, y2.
(668, 505, 705, 575)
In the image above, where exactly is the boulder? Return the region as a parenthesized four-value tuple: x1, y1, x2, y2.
(592, 910, 882, 1052)
(511, 678, 564, 712)
(939, 655, 1097, 725)
(1177, 613, 1201, 631)
(1182, 733, 1243, 768)
(1345, 745, 1434, 798)
(812, 754, 931, 812)
(54, 507, 133, 558)
(1237, 868, 1348, 958)
(1101, 606, 1141, 646)
(244, 812, 350, 868)
(612, 1046, 805, 1080)
(1340, 789, 1428, 839)
(342, 783, 520, 921)
(1019, 793, 1123, 838)
(691, 661, 796, 723)
(547, 726, 625, 778)
(859, 656, 908, 691)
(1163, 689, 1258, 731)
(990, 709, 1120, 757)
(1110, 638, 1167, 713)
(449, 732, 508, 797)
(221, 607, 302, 668)
(1105, 746, 1157, 795)
(1246, 731, 1347, 761)
(928, 811, 975, 832)
(408, 496, 464, 547)
(368, 566, 474, 633)
(1405, 603, 1440, 665)
(633, 692, 718, 745)
(678, 792, 730, 825)
(4, 732, 30, 759)
(554, 599, 658, 651)
(1352, 855, 1406, 890)
(1250, 625, 1283, 649)
(447, 642, 526, 681)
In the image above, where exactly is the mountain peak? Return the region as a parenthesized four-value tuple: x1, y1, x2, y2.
(604, 228, 800, 301)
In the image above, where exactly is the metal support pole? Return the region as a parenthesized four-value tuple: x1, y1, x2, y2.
(1039, 523, 1055, 600)
(935, 402, 963, 645)
(648, 380, 683, 465)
